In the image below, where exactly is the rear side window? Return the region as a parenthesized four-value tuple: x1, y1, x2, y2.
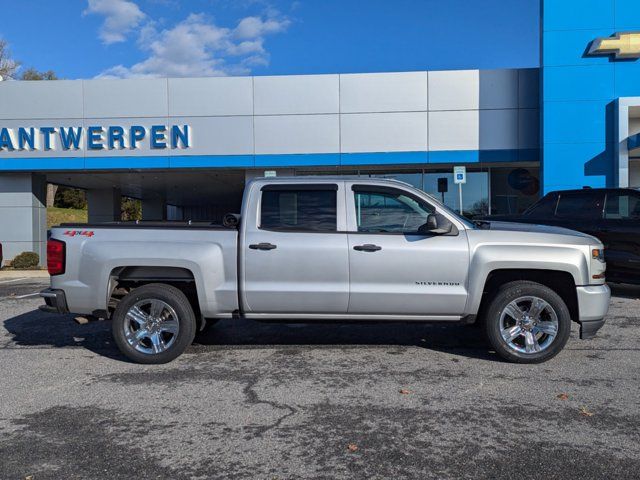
(604, 193, 640, 220)
(260, 188, 337, 232)
(555, 192, 604, 220)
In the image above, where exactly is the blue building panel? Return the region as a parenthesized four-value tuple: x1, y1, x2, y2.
(543, 101, 611, 144)
(614, 62, 640, 98)
(542, 0, 614, 31)
(541, 0, 640, 192)
(543, 65, 615, 102)
(542, 29, 613, 67)
(543, 142, 613, 191)
(614, 0, 640, 30)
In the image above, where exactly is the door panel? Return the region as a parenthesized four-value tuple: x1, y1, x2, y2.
(244, 230, 349, 313)
(242, 184, 349, 314)
(347, 232, 469, 315)
(346, 184, 469, 316)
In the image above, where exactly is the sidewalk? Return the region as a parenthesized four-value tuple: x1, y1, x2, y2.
(0, 270, 50, 281)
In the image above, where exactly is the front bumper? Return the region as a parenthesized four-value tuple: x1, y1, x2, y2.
(576, 284, 610, 339)
(39, 288, 69, 314)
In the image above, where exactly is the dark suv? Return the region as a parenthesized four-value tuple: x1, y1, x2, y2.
(481, 188, 640, 285)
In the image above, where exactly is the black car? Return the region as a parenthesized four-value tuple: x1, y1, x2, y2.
(480, 188, 640, 285)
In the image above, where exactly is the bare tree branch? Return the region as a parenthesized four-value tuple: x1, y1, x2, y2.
(0, 39, 20, 79)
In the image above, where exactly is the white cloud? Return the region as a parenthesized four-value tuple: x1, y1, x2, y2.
(96, 9, 291, 78)
(233, 16, 290, 40)
(84, 0, 146, 45)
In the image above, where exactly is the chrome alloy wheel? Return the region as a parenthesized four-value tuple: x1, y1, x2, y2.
(499, 296, 559, 354)
(122, 299, 180, 355)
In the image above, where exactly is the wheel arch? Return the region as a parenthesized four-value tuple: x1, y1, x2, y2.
(107, 266, 203, 327)
(475, 269, 579, 323)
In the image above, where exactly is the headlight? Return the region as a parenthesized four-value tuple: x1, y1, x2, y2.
(590, 246, 606, 281)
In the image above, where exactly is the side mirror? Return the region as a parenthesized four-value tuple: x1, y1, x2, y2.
(418, 213, 453, 235)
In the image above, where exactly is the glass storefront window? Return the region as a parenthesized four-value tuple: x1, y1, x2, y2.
(423, 171, 489, 217)
(294, 165, 540, 218)
(490, 167, 540, 214)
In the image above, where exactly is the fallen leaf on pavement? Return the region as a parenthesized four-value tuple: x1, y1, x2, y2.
(557, 393, 569, 400)
(399, 389, 411, 395)
(347, 443, 358, 452)
(579, 406, 594, 417)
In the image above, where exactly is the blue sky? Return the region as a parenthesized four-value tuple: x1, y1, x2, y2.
(0, 0, 540, 79)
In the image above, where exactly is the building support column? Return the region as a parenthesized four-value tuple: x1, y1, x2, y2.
(142, 195, 167, 221)
(87, 188, 121, 223)
(0, 173, 47, 267)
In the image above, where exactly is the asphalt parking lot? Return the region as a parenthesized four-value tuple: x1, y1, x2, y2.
(1, 278, 639, 480)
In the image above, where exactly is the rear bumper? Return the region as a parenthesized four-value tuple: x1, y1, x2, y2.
(576, 284, 610, 339)
(39, 288, 69, 314)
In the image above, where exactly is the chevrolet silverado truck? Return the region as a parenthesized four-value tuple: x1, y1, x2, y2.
(40, 177, 611, 364)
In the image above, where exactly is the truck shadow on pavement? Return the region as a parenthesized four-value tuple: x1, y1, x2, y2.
(3, 309, 498, 362)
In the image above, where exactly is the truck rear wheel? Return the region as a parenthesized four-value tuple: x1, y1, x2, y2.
(483, 281, 571, 364)
(112, 283, 196, 364)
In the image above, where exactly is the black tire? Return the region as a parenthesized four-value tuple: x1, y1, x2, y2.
(483, 280, 571, 364)
(112, 283, 196, 364)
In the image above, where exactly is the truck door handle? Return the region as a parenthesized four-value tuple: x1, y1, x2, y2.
(353, 244, 382, 252)
(249, 242, 277, 251)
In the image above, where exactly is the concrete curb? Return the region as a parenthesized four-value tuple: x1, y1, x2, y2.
(0, 270, 50, 280)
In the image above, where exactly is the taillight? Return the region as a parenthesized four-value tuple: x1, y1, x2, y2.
(47, 239, 66, 276)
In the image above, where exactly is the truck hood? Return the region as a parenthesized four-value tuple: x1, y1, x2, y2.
(481, 221, 599, 243)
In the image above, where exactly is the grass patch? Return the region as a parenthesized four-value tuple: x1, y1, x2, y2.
(47, 207, 88, 229)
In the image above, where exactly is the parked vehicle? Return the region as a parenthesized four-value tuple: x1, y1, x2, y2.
(40, 178, 610, 364)
(479, 188, 640, 285)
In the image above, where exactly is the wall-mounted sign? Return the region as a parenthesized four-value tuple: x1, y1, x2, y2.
(588, 32, 640, 59)
(0, 124, 190, 152)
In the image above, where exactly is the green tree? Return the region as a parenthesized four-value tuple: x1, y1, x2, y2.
(21, 68, 59, 81)
(54, 187, 87, 210)
(0, 39, 19, 80)
(121, 198, 142, 221)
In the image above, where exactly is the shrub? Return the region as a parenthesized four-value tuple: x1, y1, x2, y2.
(12, 251, 40, 269)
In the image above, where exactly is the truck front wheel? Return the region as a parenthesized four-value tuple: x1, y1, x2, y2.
(112, 283, 196, 364)
(483, 281, 571, 364)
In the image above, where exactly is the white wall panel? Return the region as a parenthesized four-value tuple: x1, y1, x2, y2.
(428, 111, 479, 151)
(168, 77, 253, 117)
(172, 116, 254, 155)
(341, 112, 428, 153)
(518, 109, 540, 150)
(83, 79, 168, 118)
(428, 70, 479, 111)
(479, 69, 519, 109)
(479, 110, 518, 150)
(254, 115, 339, 154)
(254, 75, 339, 115)
(340, 72, 428, 113)
(0, 81, 83, 120)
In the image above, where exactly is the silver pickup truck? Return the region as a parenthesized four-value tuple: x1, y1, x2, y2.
(40, 177, 610, 364)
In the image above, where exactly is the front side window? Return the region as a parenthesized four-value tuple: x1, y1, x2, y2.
(353, 189, 435, 233)
(555, 192, 604, 220)
(524, 194, 558, 218)
(604, 193, 640, 220)
(260, 188, 337, 232)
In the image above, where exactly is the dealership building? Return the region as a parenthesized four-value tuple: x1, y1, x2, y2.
(1, 0, 640, 265)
